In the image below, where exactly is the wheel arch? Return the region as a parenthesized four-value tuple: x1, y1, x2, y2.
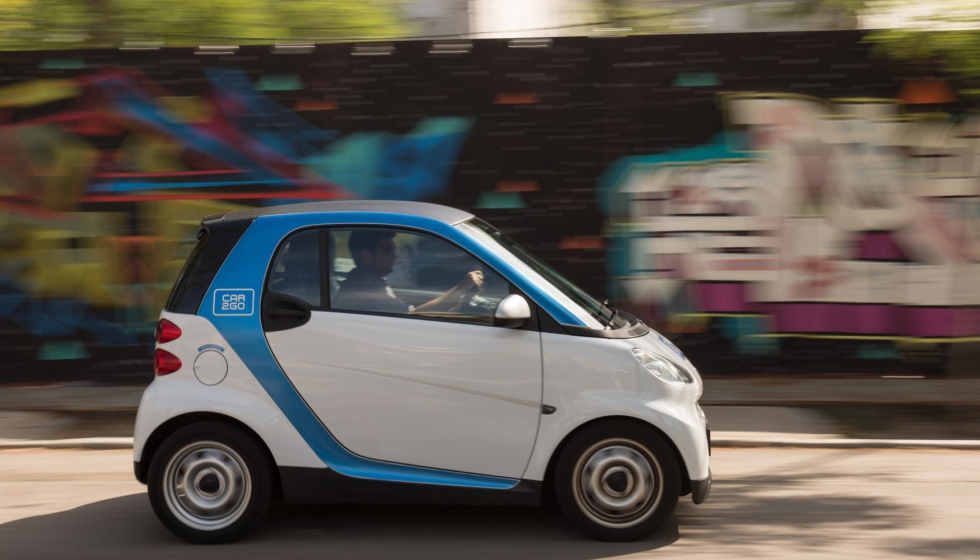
(540, 415, 691, 499)
(135, 411, 278, 491)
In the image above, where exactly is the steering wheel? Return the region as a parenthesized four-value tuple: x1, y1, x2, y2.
(465, 294, 497, 313)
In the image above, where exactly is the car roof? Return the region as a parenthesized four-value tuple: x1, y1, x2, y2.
(204, 200, 475, 226)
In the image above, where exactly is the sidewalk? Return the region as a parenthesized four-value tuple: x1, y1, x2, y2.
(1, 381, 979, 450)
(703, 378, 980, 406)
(4, 377, 980, 413)
(0, 386, 143, 412)
(4, 404, 980, 450)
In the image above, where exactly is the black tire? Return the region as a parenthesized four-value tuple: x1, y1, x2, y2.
(554, 420, 681, 541)
(147, 422, 273, 544)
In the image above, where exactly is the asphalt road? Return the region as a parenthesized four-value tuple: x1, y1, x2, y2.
(1, 448, 977, 559)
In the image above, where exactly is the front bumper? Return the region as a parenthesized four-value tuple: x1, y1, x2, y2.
(691, 470, 711, 504)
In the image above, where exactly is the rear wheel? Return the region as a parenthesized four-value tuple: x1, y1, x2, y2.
(554, 420, 681, 541)
(147, 422, 273, 543)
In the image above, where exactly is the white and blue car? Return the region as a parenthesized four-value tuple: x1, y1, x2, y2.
(135, 201, 711, 543)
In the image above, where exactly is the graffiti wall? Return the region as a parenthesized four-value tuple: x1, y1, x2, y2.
(0, 50, 475, 383)
(0, 32, 973, 383)
(603, 94, 980, 374)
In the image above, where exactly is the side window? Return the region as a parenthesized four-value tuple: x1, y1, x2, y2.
(328, 227, 510, 324)
(267, 229, 322, 308)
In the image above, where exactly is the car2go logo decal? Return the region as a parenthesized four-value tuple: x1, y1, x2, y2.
(213, 289, 255, 316)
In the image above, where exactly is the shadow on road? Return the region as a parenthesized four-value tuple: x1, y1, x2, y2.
(885, 538, 980, 559)
(0, 493, 677, 559)
(1, 451, 969, 559)
(676, 469, 916, 549)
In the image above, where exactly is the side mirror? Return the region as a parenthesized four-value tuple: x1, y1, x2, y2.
(494, 294, 531, 329)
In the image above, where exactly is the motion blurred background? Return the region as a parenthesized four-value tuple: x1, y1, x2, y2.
(1, 0, 979, 386)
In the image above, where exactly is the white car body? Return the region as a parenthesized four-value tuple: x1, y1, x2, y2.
(134, 201, 710, 517)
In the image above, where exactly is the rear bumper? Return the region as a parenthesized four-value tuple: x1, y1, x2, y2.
(691, 470, 711, 504)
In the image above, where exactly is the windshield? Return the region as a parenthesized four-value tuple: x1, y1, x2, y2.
(458, 218, 631, 329)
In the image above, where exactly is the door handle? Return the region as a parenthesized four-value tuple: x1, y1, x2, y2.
(262, 293, 312, 332)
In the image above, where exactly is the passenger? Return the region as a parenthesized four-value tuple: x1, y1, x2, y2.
(334, 229, 483, 314)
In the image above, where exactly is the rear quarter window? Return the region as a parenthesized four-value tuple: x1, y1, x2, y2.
(165, 219, 253, 314)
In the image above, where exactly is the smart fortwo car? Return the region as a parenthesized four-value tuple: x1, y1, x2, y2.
(135, 201, 711, 543)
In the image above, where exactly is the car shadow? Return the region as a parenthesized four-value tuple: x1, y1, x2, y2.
(2, 450, 960, 559)
(885, 538, 980, 559)
(0, 494, 678, 559)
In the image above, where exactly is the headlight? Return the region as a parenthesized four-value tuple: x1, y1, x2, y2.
(631, 348, 694, 384)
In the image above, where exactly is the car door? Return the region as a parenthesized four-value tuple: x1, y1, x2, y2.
(263, 226, 543, 479)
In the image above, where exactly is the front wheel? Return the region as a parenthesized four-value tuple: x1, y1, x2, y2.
(554, 420, 681, 541)
(147, 422, 273, 544)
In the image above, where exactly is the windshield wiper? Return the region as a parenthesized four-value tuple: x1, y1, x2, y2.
(598, 299, 618, 329)
(607, 307, 619, 328)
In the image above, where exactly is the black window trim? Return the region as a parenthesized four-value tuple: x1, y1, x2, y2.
(320, 224, 541, 331)
(260, 222, 654, 339)
(320, 228, 331, 311)
(263, 226, 331, 313)
(260, 222, 573, 333)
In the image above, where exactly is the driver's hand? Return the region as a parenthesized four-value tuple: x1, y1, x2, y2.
(455, 270, 484, 296)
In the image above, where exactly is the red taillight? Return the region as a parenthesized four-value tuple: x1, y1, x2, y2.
(154, 349, 182, 376)
(155, 319, 182, 343)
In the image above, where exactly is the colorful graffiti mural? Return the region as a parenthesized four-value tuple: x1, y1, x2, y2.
(603, 93, 980, 372)
(0, 32, 973, 382)
(0, 63, 473, 382)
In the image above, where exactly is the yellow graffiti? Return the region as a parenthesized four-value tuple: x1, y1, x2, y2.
(159, 96, 215, 124)
(0, 125, 98, 212)
(17, 213, 125, 306)
(0, 200, 247, 311)
(117, 133, 188, 173)
(0, 79, 80, 108)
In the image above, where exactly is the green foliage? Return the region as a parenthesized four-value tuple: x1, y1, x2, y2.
(766, 0, 980, 95)
(709, 0, 980, 96)
(867, 36, 980, 96)
(859, 1, 980, 96)
(0, 0, 410, 50)
(590, 0, 867, 33)
(778, 0, 870, 17)
(590, 0, 718, 33)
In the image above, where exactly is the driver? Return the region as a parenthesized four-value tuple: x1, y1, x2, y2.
(333, 229, 483, 315)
